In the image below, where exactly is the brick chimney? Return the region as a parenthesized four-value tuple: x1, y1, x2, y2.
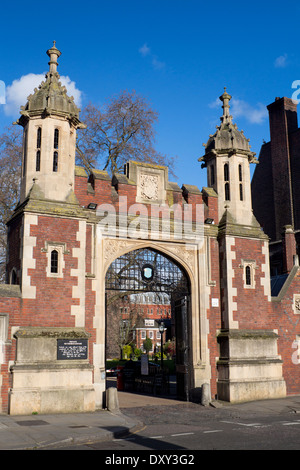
(282, 225, 297, 273)
(267, 97, 298, 240)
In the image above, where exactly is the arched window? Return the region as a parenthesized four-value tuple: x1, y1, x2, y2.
(225, 182, 230, 201)
(10, 268, 17, 285)
(50, 250, 58, 273)
(245, 265, 251, 286)
(36, 127, 41, 171)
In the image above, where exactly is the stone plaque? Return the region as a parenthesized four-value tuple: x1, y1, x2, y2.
(140, 173, 159, 201)
(57, 339, 88, 360)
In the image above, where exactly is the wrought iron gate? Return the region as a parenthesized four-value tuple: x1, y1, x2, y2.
(174, 295, 190, 401)
(105, 247, 191, 400)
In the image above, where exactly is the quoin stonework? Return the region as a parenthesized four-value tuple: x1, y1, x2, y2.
(0, 44, 300, 415)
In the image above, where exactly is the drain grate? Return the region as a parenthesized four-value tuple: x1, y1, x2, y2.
(16, 420, 49, 426)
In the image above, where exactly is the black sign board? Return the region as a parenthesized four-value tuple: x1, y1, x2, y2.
(57, 339, 88, 360)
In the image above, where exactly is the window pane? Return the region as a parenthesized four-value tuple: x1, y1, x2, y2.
(239, 164, 243, 182)
(51, 250, 58, 273)
(54, 129, 59, 149)
(36, 150, 40, 172)
(37, 127, 42, 149)
(225, 182, 230, 201)
(53, 151, 58, 172)
(245, 266, 251, 285)
(224, 163, 229, 181)
(239, 183, 243, 201)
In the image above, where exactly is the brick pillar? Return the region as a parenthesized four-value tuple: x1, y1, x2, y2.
(282, 225, 297, 273)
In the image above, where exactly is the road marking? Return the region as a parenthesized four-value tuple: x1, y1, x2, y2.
(203, 430, 223, 434)
(282, 421, 300, 426)
(171, 432, 195, 437)
(221, 420, 261, 427)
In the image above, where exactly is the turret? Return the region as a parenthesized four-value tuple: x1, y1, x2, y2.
(16, 42, 85, 203)
(199, 88, 258, 225)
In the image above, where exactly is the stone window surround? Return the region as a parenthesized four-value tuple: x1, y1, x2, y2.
(240, 259, 257, 289)
(0, 313, 9, 343)
(0, 313, 9, 364)
(42, 241, 69, 278)
(293, 294, 300, 315)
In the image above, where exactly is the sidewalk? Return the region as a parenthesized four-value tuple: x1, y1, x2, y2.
(0, 408, 141, 450)
(0, 391, 300, 450)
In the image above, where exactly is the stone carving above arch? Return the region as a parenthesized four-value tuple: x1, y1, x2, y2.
(102, 237, 196, 277)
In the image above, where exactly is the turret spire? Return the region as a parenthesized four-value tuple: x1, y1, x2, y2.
(219, 87, 232, 123)
(46, 41, 61, 74)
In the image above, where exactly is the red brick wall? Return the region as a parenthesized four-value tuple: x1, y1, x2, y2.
(206, 236, 222, 398)
(271, 272, 300, 395)
(231, 237, 271, 328)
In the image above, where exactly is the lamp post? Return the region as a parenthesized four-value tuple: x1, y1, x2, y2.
(159, 321, 165, 373)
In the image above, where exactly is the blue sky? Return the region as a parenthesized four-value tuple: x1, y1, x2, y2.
(1, 0, 300, 190)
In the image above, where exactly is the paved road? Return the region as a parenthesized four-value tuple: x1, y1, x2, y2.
(49, 398, 300, 451)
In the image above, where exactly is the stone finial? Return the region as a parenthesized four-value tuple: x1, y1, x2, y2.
(46, 41, 61, 74)
(219, 87, 232, 123)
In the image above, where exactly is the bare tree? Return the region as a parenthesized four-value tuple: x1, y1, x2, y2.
(106, 292, 144, 359)
(0, 126, 22, 281)
(76, 90, 176, 176)
(0, 90, 177, 281)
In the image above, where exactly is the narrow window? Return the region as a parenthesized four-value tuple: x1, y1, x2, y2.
(225, 182, 230, 201)
(50, 250, 58, 273)
(53, 151, 58, 172)
(54, 128, 59, 149)
(239, 164, 243, 182)
(239, 183, 243, 201)
(224, 163, 229, 181)
(53, 129, 59, 172)
(37, 127, 42, 148)
(210, 164, 215, 186)
(36, 150, 41, 172)
(36, 127, 41, 171)
(245, 265, 251, 286)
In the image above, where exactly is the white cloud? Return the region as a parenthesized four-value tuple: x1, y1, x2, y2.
(60, 75, 82, 106)
(209, 96, 267, 124)
(231, 98, 267, 124)
(139, 43, 165, 70)
(274, 53, 288, 68)
(208, 97, 220, 109)
(151, 56, 166, 70)
(4, 73, 82, 117)
(139, 43, 151, 57)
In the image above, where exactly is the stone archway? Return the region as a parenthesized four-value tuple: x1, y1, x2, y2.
(104, 245, 193, 400)
(90, 232, 212, 409)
